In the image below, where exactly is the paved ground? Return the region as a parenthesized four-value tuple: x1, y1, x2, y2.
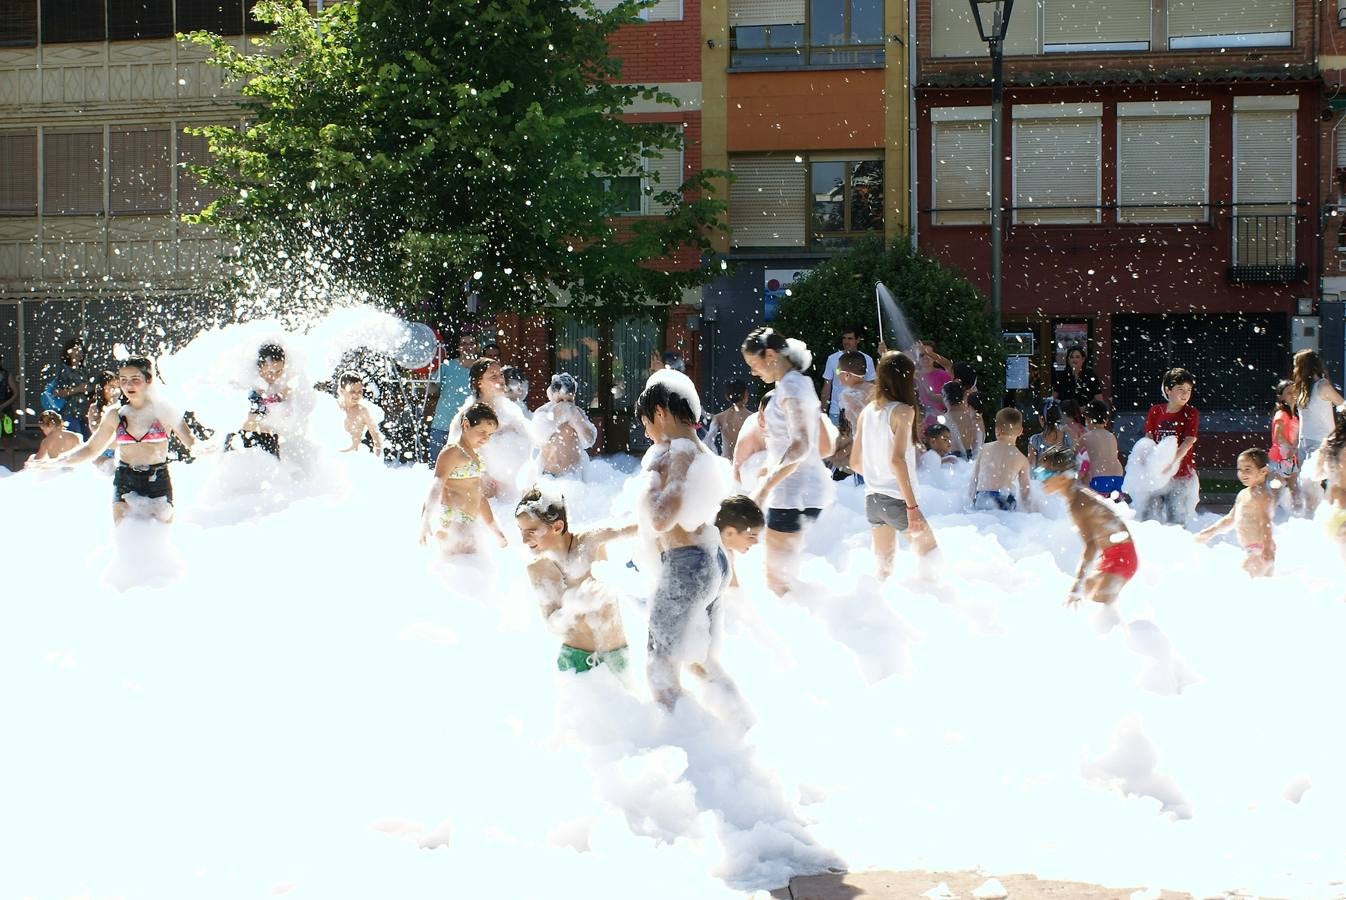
(770, 870, 1193, 900)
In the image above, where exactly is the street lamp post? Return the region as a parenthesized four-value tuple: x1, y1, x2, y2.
(968, 0, 1014, 329)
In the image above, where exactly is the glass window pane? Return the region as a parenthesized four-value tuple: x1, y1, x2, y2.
(175, 0, 244, 35)
(770, 23, 803, 47)
(603, 175, 643, 215)
(850, 0, 884, 43)
(850, 160, 883, 231)
(108, 0, 173, 40)
(809, 0, 845, 46)
(552, 318, 600, 410)
(811, 161, 845, 233)
(42, 0, 105, 42)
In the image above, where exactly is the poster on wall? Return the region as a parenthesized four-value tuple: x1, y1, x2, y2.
(1006, 355, 1030, 390)
(764, 269, 809, 322)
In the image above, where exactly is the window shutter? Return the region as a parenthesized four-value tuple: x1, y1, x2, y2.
(0, 131, 38, 215)
(643, 0, 683, 20)
(1044, 0, 1149, 47)
(730, 0, 805, 28)
(177, 128, 224, 213)
(44, 131, 105, 216)
(107, 0, 173, 40)
(1013, 111, 1101, 224)
(110, 128, 171, 215)
(1234, 110, 1295, 207)
(729, 155, 806, 247)
(644, 127, 684, 215)
(41, 0, 106, 42)
(175, 0, 245, 36)
(1168, 0, 1292, 42)
(932, 0, 1038, 57)
(1118, 116, 1208, 223)
(932, 119, 990, 225)
(0, 0, 37, 47)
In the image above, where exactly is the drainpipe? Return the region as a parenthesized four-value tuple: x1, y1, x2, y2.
(908, 0, 919, 251)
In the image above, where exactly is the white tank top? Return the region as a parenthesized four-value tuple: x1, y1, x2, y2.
(859, 401, 919, 501)
(1300, 378, 1336, 444)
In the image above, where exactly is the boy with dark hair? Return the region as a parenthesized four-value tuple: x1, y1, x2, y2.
(1196, 448, 1276, 577)
(336, 372, 384, 455)
(1143, 367, 1200, 525)
(707, 378, 752, 460)
(922, 422, 957, 465)
(821, 325, 875, 424)
(941, 379, 983, 459)
(1035, 445, 1137, 606)
(715, 494, 764, 588)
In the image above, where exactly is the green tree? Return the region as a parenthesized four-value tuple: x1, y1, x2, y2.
(774, 236, 1006, 400)
(185, 0, 726, 325)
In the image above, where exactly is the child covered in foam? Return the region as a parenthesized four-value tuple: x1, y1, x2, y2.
(635, 369, 737, 710)
(448, 358, 534, 502)
(533, 373, 597, 478)
(421, 402, 508, 555)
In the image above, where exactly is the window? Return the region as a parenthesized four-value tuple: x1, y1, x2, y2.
(810, 158, 883, 244)
(585, 0, 682, 21)
(44, 131, 105, 216)
(730, 153, 882, 247)
(930, 0, 1038, 58)
(1043, 0, 1149, 52)
(931, 107, 991, 225)
(41, 0, 106, 43)
(1233, 96, 1297, 270)
(1012, 103, 1101, 225)
(110, 128, 171, 215)
(177, 128, 224, 213)
(245, 0, 277, 33)
(0, 131, 38, 216)
(1116, 101, 1209, 223)
(1168, 0, 1292, 49)
(108, 0, 173, 40)
(0, 0, 37, 47)
(175, 0, 244, 35)
(597, 175, 644, 216)
(730, 0, 883, 68)
(595, 127, 684, 217)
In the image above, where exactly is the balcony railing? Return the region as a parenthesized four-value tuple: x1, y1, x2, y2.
(1229, 212, 1305, 283)
(729, 25, 884, 69)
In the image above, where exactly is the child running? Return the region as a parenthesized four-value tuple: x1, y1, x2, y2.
(30, 410, 83, 462)
(1035, 445, 1137, 606)
(969, 408, 1029, 511)
(336, 372, 384, 455)
(636, 369, 739, 710)
(420, 402, 507, 554)
(706, 379, 751, 460)
(850, 350, 937, 580)
(1080, 401, 1124, 499)
(533, 373, 597, 477)
(516, 487, 635, 675)
(1268, 379, 1300, 511)
(41, 357, 195, 523)
(1196, 448, 1276, 577)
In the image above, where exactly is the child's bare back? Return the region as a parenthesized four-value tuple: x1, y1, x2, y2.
(1082, 426, 1122, 477)
(945, 403, 982, 457)
(712, 405, 751, 459)
(974, 440, 1026, 493)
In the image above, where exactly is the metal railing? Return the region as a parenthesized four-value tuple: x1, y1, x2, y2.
(728, 25, 884, 69)
(1229, 212, 1304, 283)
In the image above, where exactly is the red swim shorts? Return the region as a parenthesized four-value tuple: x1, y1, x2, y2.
(1096, 540, 1138, 581)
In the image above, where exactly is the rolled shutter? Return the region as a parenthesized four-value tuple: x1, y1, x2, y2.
(644, 126, 684, 215)
(644, 0, 683, 20)
(1117, 116, 1207, 223)
(1044, 0, 1149, 47)
(1168, 0, 1292, 42)
(932, 0, 1038, 57)
(1233, 109, 1296, 267)
(44, 131, 104, 216)
(730, 0, 805, 28)
(1013, 114, 1101, 224)
(729, 155, 806, 247)
(932, 119, 990, 225)
(177, 128, 224, 213)
(0, 131, 38, 215)
(110, 127, 171, 215)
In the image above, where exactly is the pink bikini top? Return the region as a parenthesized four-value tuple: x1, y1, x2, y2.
(116, 407, 168, 444)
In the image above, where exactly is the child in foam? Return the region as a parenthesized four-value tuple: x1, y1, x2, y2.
(516, 487, 636, 675)
(1197, 449, 1277, 577)
(740, 327, 831, 596)
(1142, 367, 1200, 526)
(850, 351, 938, 581)
(30, 410, 82, 463)
(421, 402, 507, 554)
(940, 378, 983, 460)
(1079, 400, 1124, 500)
(706, 378, 751, 461)
(1034, 444, 1138, 606)
(1268, 379, 1301, 513)
(41, 357, 196, 524)
(448, 358, 533, 502)
(635, 369, 738, 710)
(533, 373, 597, 478)
(969, 408, 1030, 512)
(335, 372, 384, 456)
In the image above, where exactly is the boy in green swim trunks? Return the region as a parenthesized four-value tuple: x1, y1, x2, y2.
(516, 487, 638, 674)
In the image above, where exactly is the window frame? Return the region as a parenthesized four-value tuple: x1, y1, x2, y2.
(729, 0, 885, 70)
(930, 106, 992, 227)
(1115, 100, 1211, 224)
(1011, 102, 1103, 226)
(807, 155, 884, 244)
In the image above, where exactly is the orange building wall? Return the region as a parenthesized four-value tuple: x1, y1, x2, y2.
(726, 69, 886, 152)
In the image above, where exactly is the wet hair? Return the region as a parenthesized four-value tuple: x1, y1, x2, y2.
(62, 337, 84, 365)
(636, 379, 697, 425)
(837, 350, 867, 377)
(119, 356, 154, 382)
(1292, 349, 1326, 410)
(1039, 443, 1078, 473)
(462, 401, 498, 428)
(741, 327, 811, 372)
(39, 409, 63, 427)
(715, 494, 765, 532)
(660, 350, 685, 373)
(923, 422, 951, 442)
(515, 487, 569, 534)
(548, 372, 578, 396)
(1238, 447, 1269, 469)
(994, 407, 1023, 433)
(468, 357, 500, 398)
(97, 370, 118, 398)
(1043, 404, 1063, 429)
(941, 379, 966, 406)
(502, 366, 528, 389)
(1162, 367, 1196, 392)
(952, 361, 978, 388)
(723, 378, 748, 405)
(1060, 398, 1083, 425)
(873, 351, 920, 445)
(1274, 379, 1296, 417)
(257, 343, 285, 365)
(338, 371, 363, 388)
(1084, 400, 1110, 426)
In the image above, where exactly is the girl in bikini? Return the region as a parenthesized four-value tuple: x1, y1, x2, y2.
(421, 402, 508, 554)
(41, 357, 196, 523)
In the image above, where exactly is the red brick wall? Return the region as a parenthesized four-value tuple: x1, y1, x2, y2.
(608, 0, 701, 83)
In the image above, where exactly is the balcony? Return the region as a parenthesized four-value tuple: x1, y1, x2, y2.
(729, 25, 884, 70)
(1228, 213, 1305, 283)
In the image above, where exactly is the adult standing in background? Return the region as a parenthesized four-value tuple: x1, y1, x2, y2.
(53, 338, 93, 438)
(424, 332, 479, 464)
(1051, 346, 1105, 409)
(821, 325, 875, 424)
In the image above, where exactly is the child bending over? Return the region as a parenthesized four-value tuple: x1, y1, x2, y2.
(1035, 445, 1137, 606)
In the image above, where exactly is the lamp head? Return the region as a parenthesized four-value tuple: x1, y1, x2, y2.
(969, 0, 1015, 43)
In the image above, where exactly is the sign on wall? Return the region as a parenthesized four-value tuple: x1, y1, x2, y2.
(764, 269, 809, 322)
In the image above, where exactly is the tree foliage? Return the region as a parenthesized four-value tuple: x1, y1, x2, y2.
(185, 0, 726, 323)
(775, 236, 1007, 394)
